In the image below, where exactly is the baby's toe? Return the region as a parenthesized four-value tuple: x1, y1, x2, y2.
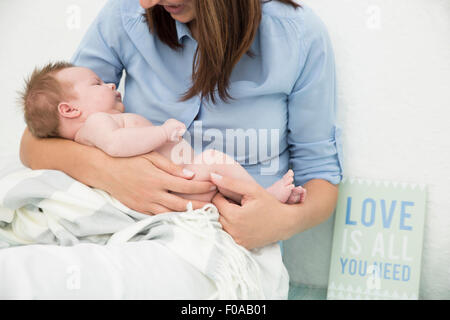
(286, 169, 294, 178)
(170, 131, 182, 142)
(177, 127, 186, 137)
(293, 186, 307, 202)
(282, 171, 294, 185)
(287, 192, 301, 204)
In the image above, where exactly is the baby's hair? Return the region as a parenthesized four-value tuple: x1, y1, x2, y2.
(19, 61, 74, 138)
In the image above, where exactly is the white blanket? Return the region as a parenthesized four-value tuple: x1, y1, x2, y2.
(0, 162, 289, 299)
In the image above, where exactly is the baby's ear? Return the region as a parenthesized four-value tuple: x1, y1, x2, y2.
(58, 103, 81, 119)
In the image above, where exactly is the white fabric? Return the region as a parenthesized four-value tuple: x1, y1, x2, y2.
(0, 240, 217, 299)
(0, 156, 288, 299)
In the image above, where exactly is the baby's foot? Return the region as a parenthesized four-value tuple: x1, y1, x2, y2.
(266, 169, 295, 203)
(287, 186, 307, 204)
(163, 119, 186, 142)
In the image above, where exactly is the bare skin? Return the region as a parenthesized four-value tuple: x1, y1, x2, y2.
(20, 0, 338, 250)
(51, 66, 306, 205)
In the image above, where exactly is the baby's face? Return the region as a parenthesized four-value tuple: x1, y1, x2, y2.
(57, 67, 124, 118)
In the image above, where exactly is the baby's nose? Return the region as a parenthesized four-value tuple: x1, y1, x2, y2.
(107, 83, 116, 91)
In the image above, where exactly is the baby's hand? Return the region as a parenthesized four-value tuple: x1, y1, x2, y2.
(162, 119, 186, 142)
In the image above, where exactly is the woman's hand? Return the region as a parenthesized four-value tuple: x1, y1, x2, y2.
(20, 128, 215, 216)
(101, 152, 217, 215)
(210, 173, 299, 250)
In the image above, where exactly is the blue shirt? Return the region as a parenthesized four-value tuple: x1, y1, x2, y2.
(71, 0, 344, 189)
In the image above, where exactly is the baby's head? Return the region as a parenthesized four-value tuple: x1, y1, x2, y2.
(20, 61, 124, 139)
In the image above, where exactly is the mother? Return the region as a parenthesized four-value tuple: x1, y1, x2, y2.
(20, 0, 343, 250)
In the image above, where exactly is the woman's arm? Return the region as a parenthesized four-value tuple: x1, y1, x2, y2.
(212, 8, 343, 249)
(20, 128, 216, 214)
(20, 127, 107, 186)
(280, 179, 338, 238)
(210, 174, 338, 249)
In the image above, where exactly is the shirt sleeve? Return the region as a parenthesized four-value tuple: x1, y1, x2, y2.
(287, 8, 344, 186)
(71, 0, 124, 88)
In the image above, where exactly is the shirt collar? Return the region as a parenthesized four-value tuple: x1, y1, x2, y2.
(175, 20, 194, 42)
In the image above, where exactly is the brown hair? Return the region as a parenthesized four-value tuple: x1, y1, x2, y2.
(144, 0, 300, 104)
(19, 61, 74, 138)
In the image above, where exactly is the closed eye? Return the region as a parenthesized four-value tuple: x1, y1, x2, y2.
(92, 78, 103, 85)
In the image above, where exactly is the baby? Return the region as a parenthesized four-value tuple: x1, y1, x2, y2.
(20, 62, 306, 205)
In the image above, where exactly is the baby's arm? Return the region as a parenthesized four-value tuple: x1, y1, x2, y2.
(75, 113, 185, 157)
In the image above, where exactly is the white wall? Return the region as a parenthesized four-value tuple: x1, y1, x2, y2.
(0, 0, 449, 299)
(0, 0, 107, 155)
(284, 0, 450, 299)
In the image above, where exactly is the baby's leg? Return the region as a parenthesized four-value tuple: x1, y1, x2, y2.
(171, 149, 249, 203)
(174, 150, 298, 204)
(160, 139, 306, 204)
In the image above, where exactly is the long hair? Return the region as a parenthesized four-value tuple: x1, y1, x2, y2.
(144, 0, 300, 104)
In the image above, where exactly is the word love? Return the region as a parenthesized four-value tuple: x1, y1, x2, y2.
(345, 197, 414, 231)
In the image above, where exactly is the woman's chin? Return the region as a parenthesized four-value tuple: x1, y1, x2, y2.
(170, 13, 195, 24)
